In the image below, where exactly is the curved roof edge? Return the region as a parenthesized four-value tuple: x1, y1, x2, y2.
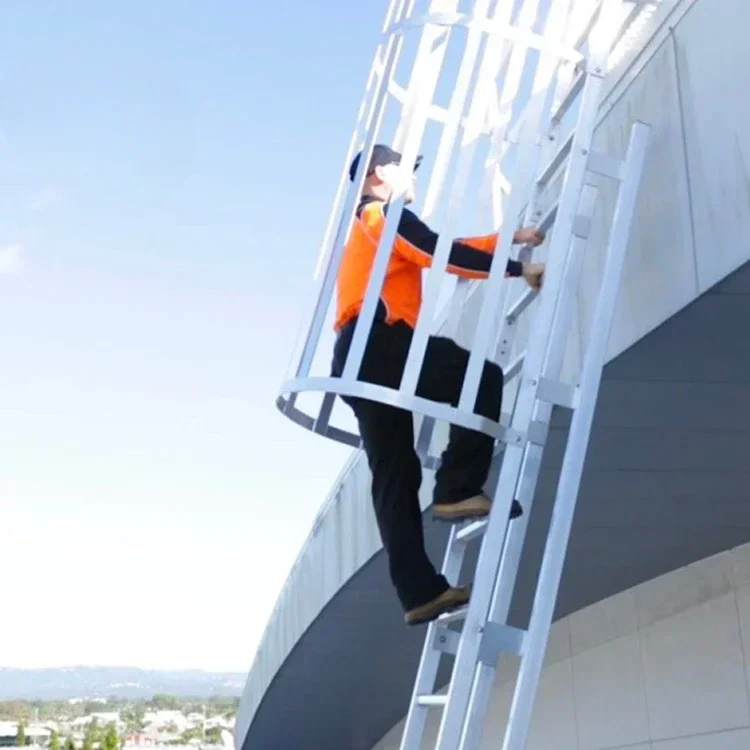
(236, 0, 702, 744)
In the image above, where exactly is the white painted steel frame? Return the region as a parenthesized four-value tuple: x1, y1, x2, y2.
(457, 181, 600, 750)
(498, 117, 650, 750)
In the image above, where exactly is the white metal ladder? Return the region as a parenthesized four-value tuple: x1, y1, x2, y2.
(397, 3, 651, 750)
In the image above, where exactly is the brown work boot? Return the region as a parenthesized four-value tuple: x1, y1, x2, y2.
(404, 585, 471, 626)
(433, 494, 523, 523)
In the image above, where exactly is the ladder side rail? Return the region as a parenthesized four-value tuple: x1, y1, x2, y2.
(432, 2, 624, 746)
(501, 119, 649, 750)
(456, 184, 598, 750)
(341, 0, 459, 384)
(399, 523, 465, 750)
(402, 5, 538, 737)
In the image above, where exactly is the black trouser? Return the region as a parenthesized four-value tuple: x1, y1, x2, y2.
(331, 318, 504, 611)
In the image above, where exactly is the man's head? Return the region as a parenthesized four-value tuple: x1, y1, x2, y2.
(349, 144, 422, 204)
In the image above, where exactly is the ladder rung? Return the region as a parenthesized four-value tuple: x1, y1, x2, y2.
(506, 289, 537, 324)
(417, 694, 447, 708)
(438, 605, 469, 623)
(504, 351, 525, 382)
(538, 200, 559, 234)
(456, 521, 488, 544)
(536, 132, 573, 187)
(538, 137, 622, 189)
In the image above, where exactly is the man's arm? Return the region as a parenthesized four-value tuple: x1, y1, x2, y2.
(390, 207, 543, 280)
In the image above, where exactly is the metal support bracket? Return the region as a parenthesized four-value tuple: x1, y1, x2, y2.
(527, 419, 549, 446)
(478, 622, 526, 667)
(537, 377, 580, 409)
(572, 213, 593, 239)
(586, 149, 623, 180)
(433, 628, 461, 657)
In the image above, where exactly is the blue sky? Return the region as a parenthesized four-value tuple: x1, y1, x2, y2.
(0, 1, 390, 672)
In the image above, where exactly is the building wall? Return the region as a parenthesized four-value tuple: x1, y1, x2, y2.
(375, 539, 750, 750)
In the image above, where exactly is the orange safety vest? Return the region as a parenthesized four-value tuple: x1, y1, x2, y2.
(334, 197, 523, 332)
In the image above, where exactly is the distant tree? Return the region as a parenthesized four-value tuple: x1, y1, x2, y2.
(101, 724, 119, 750)
(82, 720, 97, 750)
(179, 728, 202, 745)
(83, 703, 104, 717)
(64, 737, 76, 750)
(204, 728, 221, 745)
(39, 703, 65, 722)
(50, 730, 61, 750)
(1, 703, 30, 722)
(150, 695, 180, 711)
(16, 721, 26, 747)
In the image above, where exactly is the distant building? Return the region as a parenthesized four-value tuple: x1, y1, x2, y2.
(142, 712, 188, 733)
(0, 723, 17, 748)
(0, 723, 51, 748)
(71, 713, 122, 732)
(121, 733, 154, 748)
(202, 718, 233, 731)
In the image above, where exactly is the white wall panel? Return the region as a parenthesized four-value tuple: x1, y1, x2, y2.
(578, 37, 698, 364)
(672, 0, 750, 292)
(374, 542, 750, 750)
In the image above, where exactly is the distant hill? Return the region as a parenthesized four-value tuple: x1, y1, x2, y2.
(0, 667, 245, 700)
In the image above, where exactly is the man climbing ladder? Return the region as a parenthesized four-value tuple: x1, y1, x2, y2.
(331, 144, 546, 626)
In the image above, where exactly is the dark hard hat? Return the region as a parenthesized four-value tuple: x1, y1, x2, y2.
(349, 144, 423, 181)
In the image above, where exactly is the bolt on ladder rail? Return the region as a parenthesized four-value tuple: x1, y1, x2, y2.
(274, 0, 651, 748)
